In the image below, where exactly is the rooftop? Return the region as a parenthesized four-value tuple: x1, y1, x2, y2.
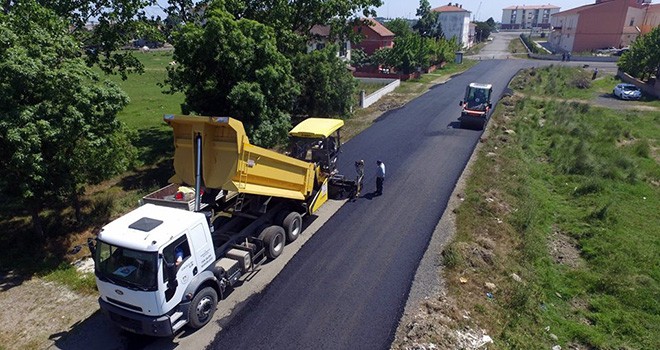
(359, 18, 395, 37)
(99, 204, 206, 252)
(432, 4, 470, 13)
(503, 4, 560, 10)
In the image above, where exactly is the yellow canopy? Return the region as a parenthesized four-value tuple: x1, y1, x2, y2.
(289, 118, 344, 138)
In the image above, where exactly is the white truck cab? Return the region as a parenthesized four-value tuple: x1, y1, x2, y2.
(93, 204, 220, 336)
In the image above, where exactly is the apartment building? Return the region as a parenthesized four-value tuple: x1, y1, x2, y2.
(501, 4, 561, 29)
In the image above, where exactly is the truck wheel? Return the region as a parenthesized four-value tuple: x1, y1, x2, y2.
(188, 287, 217, 329)
(259, 225, 285, 259)
(282, 212, 303, 242)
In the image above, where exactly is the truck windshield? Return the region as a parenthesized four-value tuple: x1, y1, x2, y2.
(94, 241, 158, 291)
(466, 87, 490, 103)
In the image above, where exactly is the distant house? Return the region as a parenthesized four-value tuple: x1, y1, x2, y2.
(640, 3, 660, 34)
(352, 18, 395, 55)
(501, 4, 561, 30)
(549, 0, 654, 53)
(307, 25, 351, 62)
(432, 3, 471, 49)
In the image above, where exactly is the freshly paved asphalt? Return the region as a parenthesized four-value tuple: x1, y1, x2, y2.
(207, 60, 540, 350)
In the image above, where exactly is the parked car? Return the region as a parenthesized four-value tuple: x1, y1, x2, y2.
(596, 47, 618, 55)
(613, 83, 642, 100)
(612, 48, 629, 56)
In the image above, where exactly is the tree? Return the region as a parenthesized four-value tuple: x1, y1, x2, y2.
(222, 0, 382, 55)
(293, 45, 357, 117)
(385, 18, 413, 37)
(618, 26, 660, 81)
(486, 17, 496, 29)
(0, 3, 135, 236)
(412, 0, 441, 39)
(166, 4, 300, 147)
(3, 0, 162, 78)
(474, 21, 493, 43)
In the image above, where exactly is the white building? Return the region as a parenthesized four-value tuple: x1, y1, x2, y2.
(432, 3, 471, 48)
(307, 25, 351, 62)
(501, 4, 561, 30)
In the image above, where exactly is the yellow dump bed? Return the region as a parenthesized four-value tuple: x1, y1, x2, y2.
(164, 115, 315, 201)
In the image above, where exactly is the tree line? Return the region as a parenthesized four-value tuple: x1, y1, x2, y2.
(0, 0, 382, 236)
(1, 0, 497, 237)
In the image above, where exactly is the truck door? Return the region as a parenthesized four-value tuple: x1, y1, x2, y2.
(161, 234, 196, 308)
(187, 222, 214, 271)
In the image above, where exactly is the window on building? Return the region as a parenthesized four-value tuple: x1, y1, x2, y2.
(339, 41, 348, 57)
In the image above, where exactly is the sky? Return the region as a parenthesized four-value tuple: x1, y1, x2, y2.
(144, 1, 635, 22)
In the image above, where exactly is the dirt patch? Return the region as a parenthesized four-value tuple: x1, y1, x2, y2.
(548, 230, 583, 268)
(392, 292, 493, 350)
(0, 274, 97, 350)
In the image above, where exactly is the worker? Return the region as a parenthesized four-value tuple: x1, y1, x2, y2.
(473, 89, 485, 103)
(375, 160, 385, 195)
(175, 245, 184, 266)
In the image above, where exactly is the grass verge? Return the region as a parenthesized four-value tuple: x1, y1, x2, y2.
(444, 66, 660, 349)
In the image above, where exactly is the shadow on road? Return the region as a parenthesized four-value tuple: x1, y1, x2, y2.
(447, 121, 461, 129)
(49, 309, 179, 350)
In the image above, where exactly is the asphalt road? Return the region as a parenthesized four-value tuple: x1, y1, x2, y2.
(206, 60, 541, 350)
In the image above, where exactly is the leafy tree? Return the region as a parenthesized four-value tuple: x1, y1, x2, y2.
(618, 26, 660, 81)
(385, 18, 413, 37)
(412, 0, 441, 39)
(0, 3, 135, 236)
(3, 0, 162, 78)
(222, 0, 382, 55)
(486, 17, 496, 29)
(293, 45, 357, 117)
(474, 21, 493, 42)
(166, 4, 299, 147)
(350, 48, 369, 68)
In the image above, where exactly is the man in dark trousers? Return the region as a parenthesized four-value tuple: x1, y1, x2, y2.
(375, 160, 385, 195)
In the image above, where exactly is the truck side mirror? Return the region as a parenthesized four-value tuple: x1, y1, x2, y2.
(87, 238, 96, 256)
(488, 103, 493, 109)
(459, 101, 463, 106)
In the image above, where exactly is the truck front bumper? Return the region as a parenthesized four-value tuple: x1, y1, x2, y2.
(99, 297, 174, 337)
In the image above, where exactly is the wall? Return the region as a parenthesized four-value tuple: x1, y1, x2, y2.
(549, 12, 578, 52)
(438, 12, 469, 48)
(617, 69, 660, 98)
(641, 4, 660, 34)
(527, 52, 619, 62)
(572, 0, 640, 52)
(353, 26, 393, 55)
(356, 78, 400, 108)
(353, 71, 419, 81)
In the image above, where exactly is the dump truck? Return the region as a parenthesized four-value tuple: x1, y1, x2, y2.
(88, 115, 362, 336)
(459, 82, 493, 129)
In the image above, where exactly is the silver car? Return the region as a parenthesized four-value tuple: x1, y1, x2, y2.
(613, 83, 642, 100)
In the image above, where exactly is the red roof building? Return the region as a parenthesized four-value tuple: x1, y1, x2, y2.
(352, 18, 395, 55)
(549, 0, 654, 53)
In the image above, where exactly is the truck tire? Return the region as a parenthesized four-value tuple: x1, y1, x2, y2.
(282, 212, 303, 242)
(188, 287, 217, 329)
(259, 225, 285, 259)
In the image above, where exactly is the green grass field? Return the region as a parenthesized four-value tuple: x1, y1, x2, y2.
(512, 65, 660, 105)
(445, 66, 660, 349)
